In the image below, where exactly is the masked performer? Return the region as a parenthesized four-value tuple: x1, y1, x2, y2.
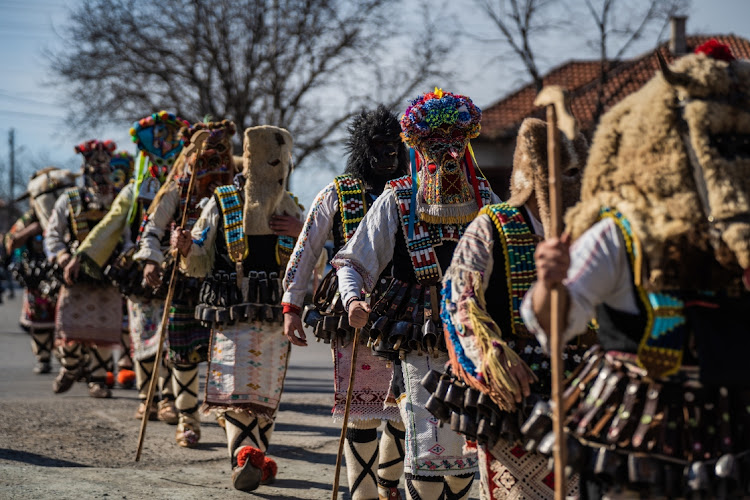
(5, 168, 77, 374)
(134, 119, 236, 446)
(44, 140, 122, 398)
(425, 114, 591, 499)
(522, 41, 750, 498)
(333, 89, 499, 500)
(282, 105, 409, 500)
(67, 112, 188, 422)
(173, 125, 302, 491)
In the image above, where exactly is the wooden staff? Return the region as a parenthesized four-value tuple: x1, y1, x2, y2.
(534, 86, 575, 500)
(135, 129, 210, 461)
(331, 327, 361, 500)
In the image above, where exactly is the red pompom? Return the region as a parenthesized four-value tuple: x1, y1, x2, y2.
(117, 369, 136, 387)
(105, 371, 115, 388)
(427, 163, 437, 174)
(695, 39, 735, 62)
(262, 456, 278, 482)
(236, 446, 265, 469)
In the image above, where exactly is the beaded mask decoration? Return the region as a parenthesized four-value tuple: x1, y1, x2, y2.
(400, 88, 482, 225)
(130, 110, 189, 183)
(109, 151, 134, 194)
(178, 120, 237, 199)
(75, 139, 117, 197)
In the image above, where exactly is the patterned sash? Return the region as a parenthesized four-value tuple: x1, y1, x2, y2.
(388, 175, 492, 285)
(600, 207, 686, 378)
(482, 203, 537, 337)
(214, 184, 297, 270)
(333, 174, 367, 243)
(215, 185, 247, 263)
(66, 188, 105, 242)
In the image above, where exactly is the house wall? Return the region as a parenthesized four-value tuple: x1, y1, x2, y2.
(471, 136, 517, 200)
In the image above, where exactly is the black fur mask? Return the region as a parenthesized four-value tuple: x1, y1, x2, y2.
(344, 105, 408, 194)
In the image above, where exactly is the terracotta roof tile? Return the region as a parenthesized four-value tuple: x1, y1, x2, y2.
(479, 34, 750, 139)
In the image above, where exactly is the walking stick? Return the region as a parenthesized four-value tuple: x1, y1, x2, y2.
(331, 327, 361, 500)
(135, 129, 210, 461)
(534, 86, 576, 500)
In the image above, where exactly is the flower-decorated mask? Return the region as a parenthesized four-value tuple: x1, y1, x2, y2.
(400, 88, 482, 224)
(130, 111, 190, 183)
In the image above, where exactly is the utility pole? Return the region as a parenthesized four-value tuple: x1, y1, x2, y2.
(9, 128, 15, 206)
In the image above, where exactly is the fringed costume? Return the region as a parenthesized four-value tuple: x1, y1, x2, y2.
(179, 125, 301, 491)
(282, 105, 408, 500)
(44, 140, 121, 398)
(334, 90, 496, 499)
(521, 42, 750, 498)
(134, 120, 236, 446)
(425, 117, 591, 499)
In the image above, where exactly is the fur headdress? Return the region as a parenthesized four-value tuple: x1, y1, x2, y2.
(241, 125, 300, 235)
(566, 41, 750, 288)
(344, 105, 408, 189)
(507, 118, 588, 237)
(18, 167, 78, 230)
(400, 88, 483, 224)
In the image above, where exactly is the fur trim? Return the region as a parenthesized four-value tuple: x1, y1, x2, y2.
(566, 53, 750, 286)
(507, 118, 587, 237)
(242, 126, 295, 235)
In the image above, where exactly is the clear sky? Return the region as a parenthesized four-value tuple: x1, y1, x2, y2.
(1, 0, 749, 207)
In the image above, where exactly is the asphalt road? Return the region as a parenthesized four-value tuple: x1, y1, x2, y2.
(0, 290, 480, 500)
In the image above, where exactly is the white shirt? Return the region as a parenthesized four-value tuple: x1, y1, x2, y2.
(520, 217, 639, 352)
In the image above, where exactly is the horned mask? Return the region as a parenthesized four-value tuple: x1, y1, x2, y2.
(565, 41, 750, 289)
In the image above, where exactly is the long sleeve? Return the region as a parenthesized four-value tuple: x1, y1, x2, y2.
(179, 197, 219, 278)
(5, 209, 38, 253)
(520, 217, 639, 353)
(43, 194, 71, 261)
(442, 213, 497, 370)
(332, 190, 400, 307)
(76, 183, 134, 267)
(133, 181, 179, 264)
(281, 182, 337, 310)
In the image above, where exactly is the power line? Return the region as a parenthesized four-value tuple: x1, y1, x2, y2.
(0, 109, 65, 120)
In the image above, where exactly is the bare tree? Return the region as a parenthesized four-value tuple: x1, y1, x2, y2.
(473, 0, 562, 92)
(583, 0, 690, 124)
(47, 0, 449, 168)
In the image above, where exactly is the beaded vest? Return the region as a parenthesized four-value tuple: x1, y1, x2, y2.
(215, 184, 296, 274)
(333, 174, 367, 244)
(388, 175, 492, 285)
(600, 207, 687, 378)
(65, 187, 107, 243)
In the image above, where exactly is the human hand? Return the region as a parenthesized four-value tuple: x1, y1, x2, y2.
(347, 300, 371, 329)
(171, 228, 193, 257)
(143, 261, 163, 288)
(534, 233, 571, 290)
(63, 255, 81, 286)
(269, 215, 303, 237)
(57, 252, 72, 270)
(284, 312, 308, 347)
